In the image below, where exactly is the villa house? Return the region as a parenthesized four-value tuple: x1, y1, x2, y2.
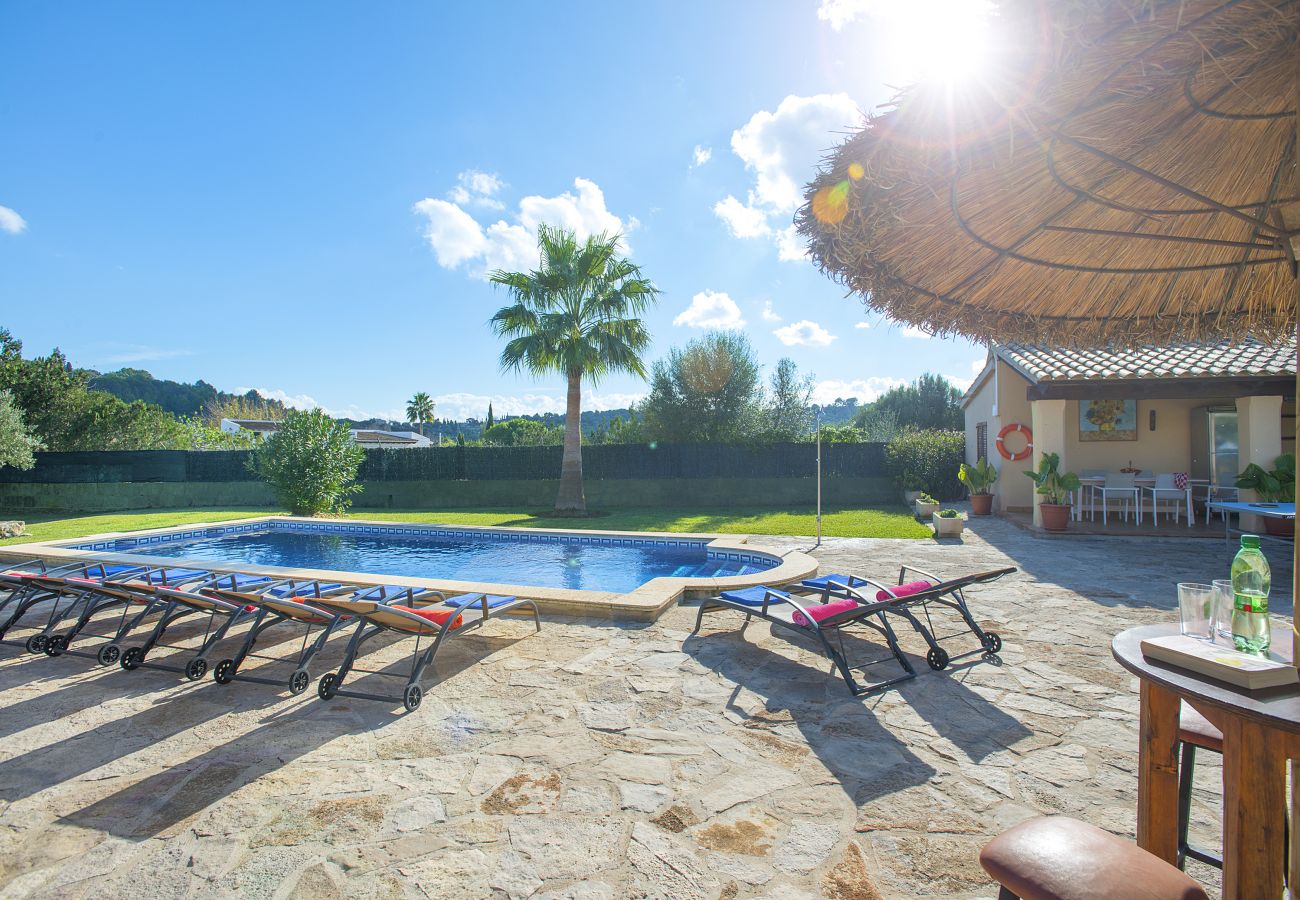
(350, 430, 432, 449)
(962, 338, 1296, 528)
(219, 418, 281, 440)
(220, 418, 432, 449)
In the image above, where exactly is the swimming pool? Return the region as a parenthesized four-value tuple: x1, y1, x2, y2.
(120, 524, 771, 593)
(6, 516, 818, 621)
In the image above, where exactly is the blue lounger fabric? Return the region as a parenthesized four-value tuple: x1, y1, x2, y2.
(719, 586, 789, 606)
(444, 593, 518, 609)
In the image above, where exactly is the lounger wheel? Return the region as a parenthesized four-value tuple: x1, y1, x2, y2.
(981, 631, 1002, 654)
(97, 644, 121, 667)
(25, 634, 48, 655)
(288, 668, 310, 695)
(185, 658, 208, 681)
(45, 634, 70, 657)
(121, 647, 144, 670)
(926, 647, 949, 671)
(402, 685, 422, 712)
(213, 659, 236, 685)
(317, 673, 338, 700)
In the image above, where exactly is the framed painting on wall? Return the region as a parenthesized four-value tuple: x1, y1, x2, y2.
(1080, 399, 1137, 442)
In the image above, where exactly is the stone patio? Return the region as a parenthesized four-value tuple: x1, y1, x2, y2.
(0, 515, 1291, 898)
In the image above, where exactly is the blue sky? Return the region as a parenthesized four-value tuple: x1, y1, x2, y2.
(0, 1, 987, 421)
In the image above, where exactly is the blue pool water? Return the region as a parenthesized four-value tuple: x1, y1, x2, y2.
(136, 527, 774, 593)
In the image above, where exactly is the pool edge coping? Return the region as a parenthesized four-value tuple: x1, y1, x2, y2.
(0, 515, 821, 622)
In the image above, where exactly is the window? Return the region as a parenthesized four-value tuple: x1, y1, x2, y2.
(976, 422, 988, 461)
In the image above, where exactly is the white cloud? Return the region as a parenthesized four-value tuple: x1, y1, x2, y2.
(854, 322, 871, 330)
(775, 225, 806, 261)
(902, 325, 932, 339)
(0, 205, 27, 235)
(816, 0, 874, 30)
(811, 377, 906, 406)
(774, 319, 837, 347)
(414, 177, 634, 278)
(944, 373, 976, 392)
(714, 93, 860, 260)
(447, 169, 506, 209)
(411, 199, 487, 268)
(674, 290, 746, 330)
(691, 145, 712, 168)
(760, 301, 782, 323)
(971, 356, 987, 374)
(713, 195, 771, 238)
(732, 93, 860, 213)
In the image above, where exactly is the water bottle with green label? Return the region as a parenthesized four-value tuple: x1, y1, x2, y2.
(1230, 534, 1271, 654)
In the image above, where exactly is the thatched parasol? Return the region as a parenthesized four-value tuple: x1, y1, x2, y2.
(797, 0, 1298, 347)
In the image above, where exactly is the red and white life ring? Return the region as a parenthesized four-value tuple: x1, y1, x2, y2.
(996, 423, 1033, 461)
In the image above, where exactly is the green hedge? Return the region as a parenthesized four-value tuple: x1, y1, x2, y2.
(885, 430, 966, 500)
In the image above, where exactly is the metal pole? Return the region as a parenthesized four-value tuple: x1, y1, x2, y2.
(816, 409, 823, 548)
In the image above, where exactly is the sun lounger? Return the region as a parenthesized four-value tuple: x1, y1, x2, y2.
(203, 579, 360, 694)
(0, 562, 154, 652)
(690, 584, 918, 697)
(27, 567, 213, 662)
(801, 566, 1015, 670)
(311, 590, 541, 712)
(112, 572, 275, 679)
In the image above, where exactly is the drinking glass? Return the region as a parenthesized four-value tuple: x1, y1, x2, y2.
(1211, 579, 1234, 641)
(1177, 583, 1213, 639)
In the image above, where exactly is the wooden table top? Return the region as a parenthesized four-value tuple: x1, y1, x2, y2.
(1112, 623, 1300, 734)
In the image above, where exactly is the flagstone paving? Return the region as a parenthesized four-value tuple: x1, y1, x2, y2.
(0, 515, 1289, 898)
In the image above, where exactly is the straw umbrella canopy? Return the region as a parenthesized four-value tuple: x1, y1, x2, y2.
(797, 0, 1298, 348)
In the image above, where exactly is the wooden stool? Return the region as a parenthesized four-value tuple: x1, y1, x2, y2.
(1176, 704, 1223, 871)
(979, 816, 1208, 900)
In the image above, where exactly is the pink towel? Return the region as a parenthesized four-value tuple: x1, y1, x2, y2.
(792, 599, 860, 628)
(876, 580, 932, 602)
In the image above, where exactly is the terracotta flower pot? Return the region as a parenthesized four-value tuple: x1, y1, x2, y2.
(1040, 503, 1071, 532)
(1262, 516, 1295, 538)
(970, 494, 994, 516)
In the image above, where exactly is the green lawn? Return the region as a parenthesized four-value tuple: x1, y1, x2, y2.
(0, 505, 930, 546)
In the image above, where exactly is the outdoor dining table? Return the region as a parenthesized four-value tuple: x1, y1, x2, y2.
(1112, 623, 1300, 899)
(1075, 476, 1208, 525)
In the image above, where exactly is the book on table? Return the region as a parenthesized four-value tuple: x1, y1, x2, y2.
(1140, 634, 1299, 690)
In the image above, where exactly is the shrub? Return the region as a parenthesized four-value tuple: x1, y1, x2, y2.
(936, 508, 961, 518)
(885, 429, 966, 500)
(0, 389, 42, 470)
(250, 409, 366, 516)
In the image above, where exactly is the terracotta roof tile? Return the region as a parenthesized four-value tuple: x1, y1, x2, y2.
(995, 336, 1296, 384)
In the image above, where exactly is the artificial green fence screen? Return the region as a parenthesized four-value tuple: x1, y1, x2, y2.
(0, 443, 887, 484)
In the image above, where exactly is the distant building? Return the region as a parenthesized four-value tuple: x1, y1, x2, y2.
(219, 418, 280, 440)
(349, 429, 432, 449)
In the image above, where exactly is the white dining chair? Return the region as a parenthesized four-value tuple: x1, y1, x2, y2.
(1097, 472, 1140, 525)
(1079, 469, 1109, 521)
(1142, 473, 1189, 527)
(1203, 484, 1240, 524)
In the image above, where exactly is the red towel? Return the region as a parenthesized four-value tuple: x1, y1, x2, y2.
(876, 580, 932, 602)
(792, 599, 860, 627)
(393, 605, 463, 629)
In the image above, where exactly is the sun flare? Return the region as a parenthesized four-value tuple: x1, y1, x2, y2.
(878, 0, 996, 86)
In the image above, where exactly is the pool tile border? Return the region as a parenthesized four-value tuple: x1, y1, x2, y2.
(1, 515, 820, 621)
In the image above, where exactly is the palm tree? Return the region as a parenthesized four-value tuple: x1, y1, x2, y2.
(405, 392, 435, 438)
(490, 224, 659, 515)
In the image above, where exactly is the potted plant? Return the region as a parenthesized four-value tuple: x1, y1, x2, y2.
(1024, 452, 1081, 532)
(914, 492, 940, 519)
(932, 508, 965, 537)
(1235, 452, 1296, 537)
(902, 479, 926, 505)
(958, 458, 998, 516)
